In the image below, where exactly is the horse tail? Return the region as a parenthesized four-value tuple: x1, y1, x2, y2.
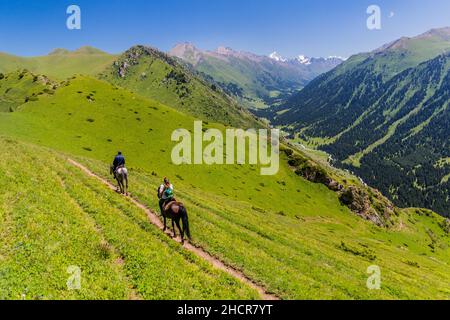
(181, 206, 191, 239)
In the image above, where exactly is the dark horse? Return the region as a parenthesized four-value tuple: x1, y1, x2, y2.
(162, 200, 191, 244)
(110, 165, 129, 195)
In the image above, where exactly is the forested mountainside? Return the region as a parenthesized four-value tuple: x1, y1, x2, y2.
(267, 28, 450, 217)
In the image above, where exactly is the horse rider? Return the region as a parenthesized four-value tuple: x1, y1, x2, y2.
(113, 151, 125, 176)
(158, 177, 174, 213)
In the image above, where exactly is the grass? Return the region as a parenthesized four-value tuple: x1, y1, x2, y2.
(0, 70, 55, 112)
(0, 74, 449, 299)
(70, 153, 450, 300)
(435, 158, 450, 168)
(0, 137, 258, 299)
(441, 174, 450, 184)
(0, 75, 342, 217)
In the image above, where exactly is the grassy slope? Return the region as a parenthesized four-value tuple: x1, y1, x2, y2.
(0, 137, 258, 300)
(0, 70, 56, 112)
(0, 75, 448, 299)
(334, 33, 450, 82)
(380, 36, 450, 77)
(0, 76, 348, 220)
(0, 48, 117, 80)
(81, 156, 450, 299)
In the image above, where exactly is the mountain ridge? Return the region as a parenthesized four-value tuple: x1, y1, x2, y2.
(48, 46, 109, 56)
(268, 27, 450, 217)
(169, 43, 343, 109)
(100, 45, 259, 127)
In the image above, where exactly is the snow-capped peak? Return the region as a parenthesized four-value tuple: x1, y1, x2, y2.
(269, 51, 287, 62)
(296, 54, 311, 65)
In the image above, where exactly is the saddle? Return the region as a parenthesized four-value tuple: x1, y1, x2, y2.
(114, 165, 127, 177)
(164, 200, 183, 214)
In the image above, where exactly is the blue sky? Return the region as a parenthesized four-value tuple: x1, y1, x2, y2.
(0, 0, 449, 57)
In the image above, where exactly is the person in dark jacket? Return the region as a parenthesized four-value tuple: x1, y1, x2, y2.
(113, 151, 125, 174)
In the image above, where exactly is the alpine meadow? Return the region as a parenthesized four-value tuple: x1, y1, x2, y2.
(0, 1, 449, 303)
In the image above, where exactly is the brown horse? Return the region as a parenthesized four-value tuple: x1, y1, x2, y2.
(162, 200, 191, 244)
(110, 165, 128, 195)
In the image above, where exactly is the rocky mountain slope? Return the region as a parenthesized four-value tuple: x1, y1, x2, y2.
(100, 45, 259, 127)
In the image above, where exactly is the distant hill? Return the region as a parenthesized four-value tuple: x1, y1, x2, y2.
(169, 43, 343, 109)
(49, 46, 109, 56)
(0, 46, 117, 80)
(100, 45, 259, 127)
(268, 27, 450, 217)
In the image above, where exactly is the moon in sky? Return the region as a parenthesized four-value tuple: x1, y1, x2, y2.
(389, 11, 395, 18)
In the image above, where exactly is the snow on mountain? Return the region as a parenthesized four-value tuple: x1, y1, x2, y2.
(269, 51, 287, 62)
(296, 55, 311, 65)
(269, 51, 345, 65)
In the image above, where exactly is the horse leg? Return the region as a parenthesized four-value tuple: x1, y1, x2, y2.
(121, 172, 127, 195)
(175, 219, 184, 244)
(163, 215, 167, 232)
(124, 174, 129, 196)
(119, 179, 124, 194)
(172, 219, 176, 238)
(116, 173, 122, 193)
(114, 175, 120, 192)
(180, 207, 191, 240)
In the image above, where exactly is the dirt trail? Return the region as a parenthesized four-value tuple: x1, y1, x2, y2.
(67, 158, 279, 300)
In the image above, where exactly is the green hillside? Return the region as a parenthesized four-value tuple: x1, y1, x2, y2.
(0, 137, 258, 299)
(269, 28, 450, 217)
(0, 47, 117, 80)
(0, 74, 449, 299)
(0, 70, 56, 112)
(99, 46, 258, 128)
